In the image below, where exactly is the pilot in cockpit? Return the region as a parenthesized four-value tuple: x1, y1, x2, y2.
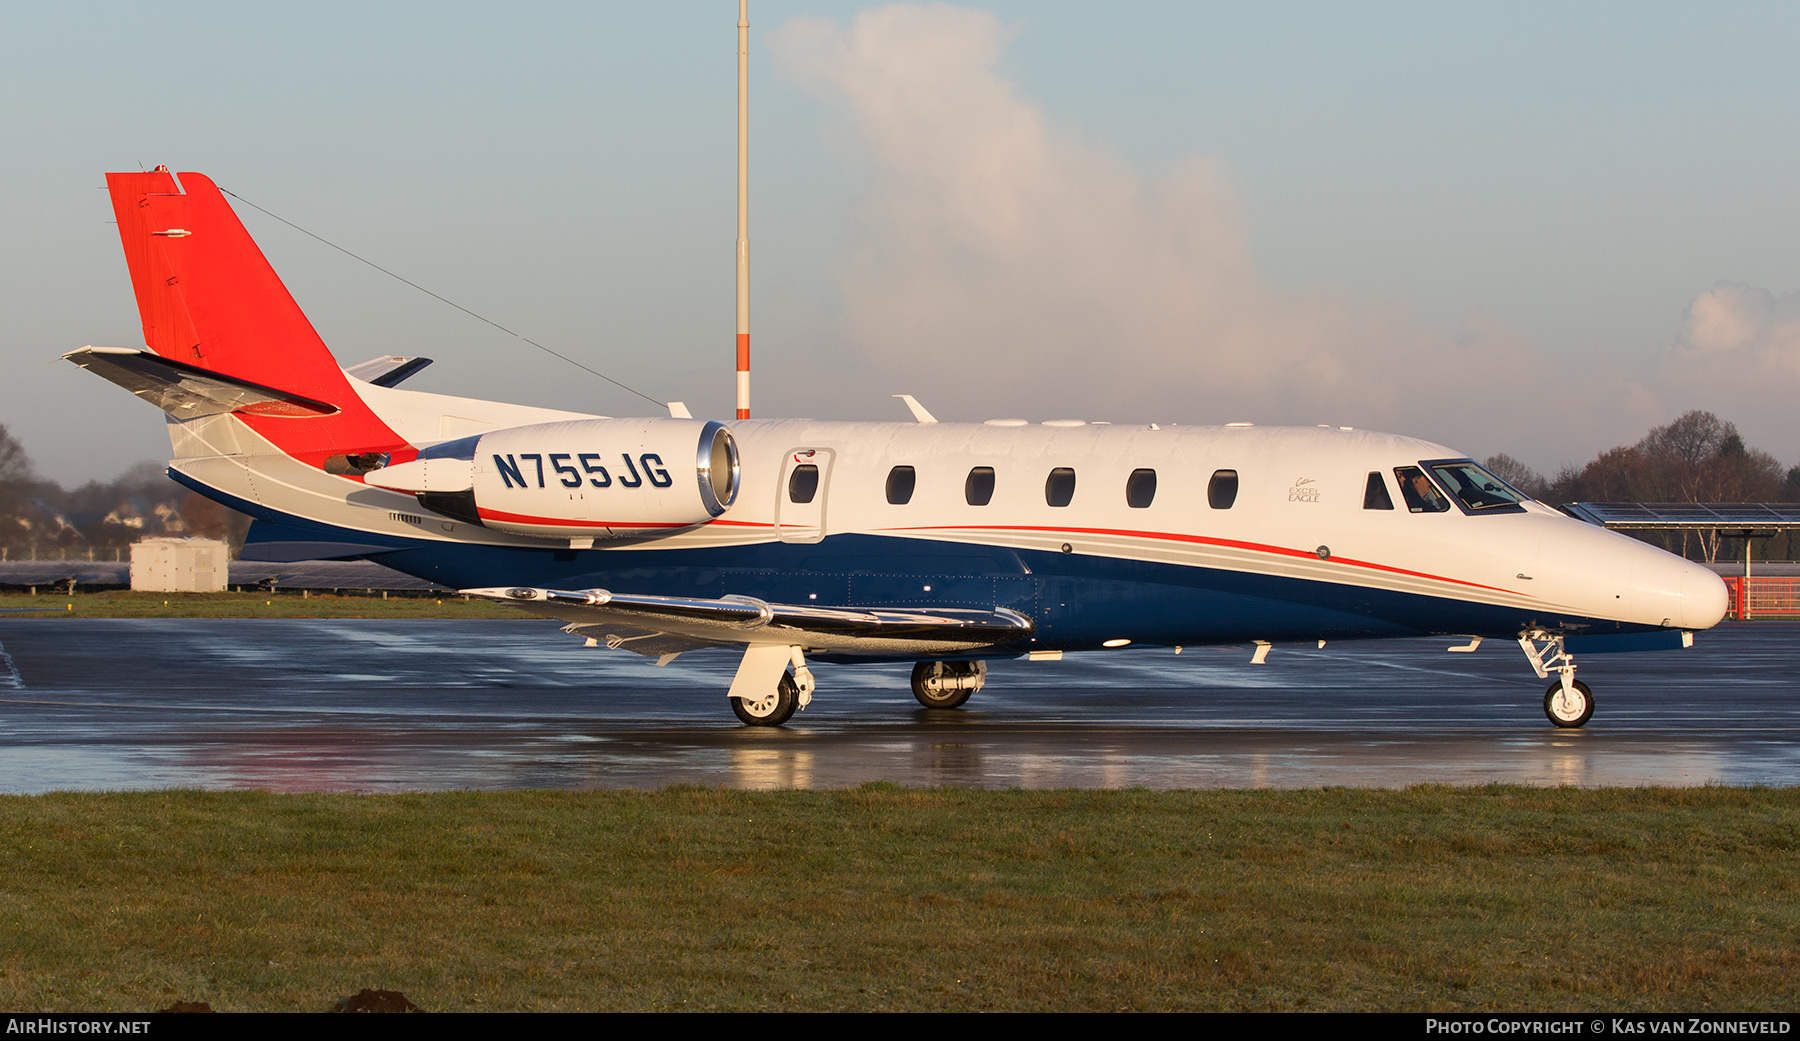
(1396, 467, 1450, 513)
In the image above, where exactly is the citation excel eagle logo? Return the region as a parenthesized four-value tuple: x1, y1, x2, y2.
(1287, 477, 1320, 503)
(493, 453, 673, 490)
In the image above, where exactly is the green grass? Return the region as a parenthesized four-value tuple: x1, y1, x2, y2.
(0, 590, 525, 619)
(1, 786, 1796, 1011)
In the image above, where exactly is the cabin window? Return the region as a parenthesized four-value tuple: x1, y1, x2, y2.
(1363, 471, 1394, 510)
(1045, 468, 1077, 507)
(1394, 466, 1451, 513)
(1207, 469, 1238, 510)
(1126, 468, 1157, 509)
(965, 466, 996, 506)
(788, 464, 820, 504)
(886, 465, 916, 505)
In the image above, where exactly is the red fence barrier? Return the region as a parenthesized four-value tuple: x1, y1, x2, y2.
(1722, 577, 1800, 619)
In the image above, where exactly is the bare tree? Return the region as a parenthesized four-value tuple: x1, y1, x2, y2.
(1482, 453, 1550, 499)
(0, 423, 29, 485)
(1541, 411, 1794, 561)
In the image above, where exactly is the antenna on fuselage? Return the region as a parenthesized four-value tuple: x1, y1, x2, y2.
(735, 0, 751, 419)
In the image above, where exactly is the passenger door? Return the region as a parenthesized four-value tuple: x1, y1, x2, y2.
(776, 448, 834, 544)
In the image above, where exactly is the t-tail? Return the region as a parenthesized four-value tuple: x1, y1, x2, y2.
(85, 167, 411, 469)
(69, 168, 612, 551)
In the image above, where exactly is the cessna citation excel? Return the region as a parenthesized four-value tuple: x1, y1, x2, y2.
(69, 168, 1729, 728)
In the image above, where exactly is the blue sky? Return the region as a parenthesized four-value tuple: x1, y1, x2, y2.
(5, 2, 1799, 483)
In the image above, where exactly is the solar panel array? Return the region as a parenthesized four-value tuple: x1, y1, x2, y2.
(226, 561, 450, 591)
(0, 562, 131, 585)
(0, 559, 448, 591)
(1561, 503, 1800, 530)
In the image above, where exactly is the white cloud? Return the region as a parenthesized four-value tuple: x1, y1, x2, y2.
(1653, 282, 1800, 457)
(769, 4, 1792, 469)
(1675, 282, 1800, 371)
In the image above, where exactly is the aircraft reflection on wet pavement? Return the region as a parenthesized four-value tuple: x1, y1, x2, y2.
(2, 619, 1796, 793)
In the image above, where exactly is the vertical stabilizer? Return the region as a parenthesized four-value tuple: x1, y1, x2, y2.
(104, 169, 407, 466)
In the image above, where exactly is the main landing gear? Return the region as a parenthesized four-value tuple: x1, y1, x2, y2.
(731, 672, 801, 727)
(910, 660, 987, 709)
(726, 649, 994, 726)
(728, 645, 815, 728)
(1518, 631, 1594, 729)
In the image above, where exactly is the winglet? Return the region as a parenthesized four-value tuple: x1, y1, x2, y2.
(667, 401, 693, 419)
(893, 394, 938, 424)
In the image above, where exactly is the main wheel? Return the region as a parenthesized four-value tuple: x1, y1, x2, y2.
(911, 661, 981, 709)
(1543, 677, 1594, 728)
(732, 672, 799, 727)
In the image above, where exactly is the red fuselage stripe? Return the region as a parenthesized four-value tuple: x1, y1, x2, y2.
(870, 523, 1525, 597)
(475, 507, 691, 529)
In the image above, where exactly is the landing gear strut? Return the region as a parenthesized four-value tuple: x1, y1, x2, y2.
(1518, 631, 1593, 729)
(911, 660, 986, 709)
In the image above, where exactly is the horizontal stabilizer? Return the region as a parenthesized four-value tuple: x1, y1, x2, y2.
(65, 346, 339, 419)
(463, 586, 1034, 656)
(102, 169, 408, 466)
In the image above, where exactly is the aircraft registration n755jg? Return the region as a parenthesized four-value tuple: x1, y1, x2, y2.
(68, 168, 1729, 728)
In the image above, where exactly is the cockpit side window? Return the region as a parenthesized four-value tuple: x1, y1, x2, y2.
(1363, 471, 1394, 510)
(1429, 461, 1530, 512)
(1393, 466, 1451, 513)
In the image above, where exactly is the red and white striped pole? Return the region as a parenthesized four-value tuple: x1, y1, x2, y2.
(735, 0, 751, 419)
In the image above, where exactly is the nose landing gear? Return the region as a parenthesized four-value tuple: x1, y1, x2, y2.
(1519, 631, 1594, 728)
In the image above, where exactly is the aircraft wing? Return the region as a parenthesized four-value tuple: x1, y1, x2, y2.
(462, 586, 1035, 657)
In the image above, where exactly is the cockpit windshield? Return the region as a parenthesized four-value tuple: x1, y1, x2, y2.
(1428, 461, 1530, 511)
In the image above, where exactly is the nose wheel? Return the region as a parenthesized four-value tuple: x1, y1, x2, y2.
(1521, 632, 1595, 729)
(1543, 677, 1594, 728)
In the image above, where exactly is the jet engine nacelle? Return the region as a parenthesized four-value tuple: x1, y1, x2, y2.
(367, 418, 740, 539)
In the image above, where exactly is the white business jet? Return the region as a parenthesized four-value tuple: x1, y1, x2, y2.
(67, 168, 1728, 729)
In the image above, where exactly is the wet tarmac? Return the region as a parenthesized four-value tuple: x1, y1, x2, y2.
(1, 618, 1796, 792)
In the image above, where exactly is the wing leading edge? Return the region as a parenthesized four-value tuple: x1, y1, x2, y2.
(462, 585, 1035, 658)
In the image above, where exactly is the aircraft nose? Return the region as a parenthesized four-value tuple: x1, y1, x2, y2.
(1679, 558, 1729, 630)
(1632, 544, 1729, 630)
